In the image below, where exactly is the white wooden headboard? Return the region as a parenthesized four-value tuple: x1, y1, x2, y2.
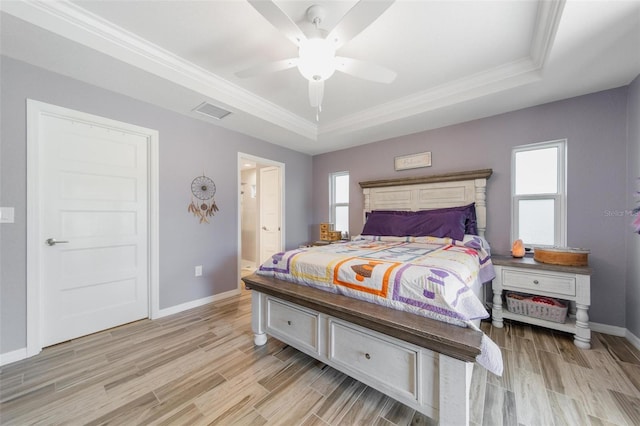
(359, 169, 493, 238)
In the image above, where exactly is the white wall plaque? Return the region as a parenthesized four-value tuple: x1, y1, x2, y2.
(394, 152, 432, 171)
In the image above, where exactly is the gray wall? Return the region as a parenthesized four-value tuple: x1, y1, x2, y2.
(313, 86, 632, 328)
(627, 75, 640, 337)
(0, 56, 313, 354)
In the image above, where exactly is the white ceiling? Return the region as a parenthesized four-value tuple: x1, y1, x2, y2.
(1, 0, 639, 155)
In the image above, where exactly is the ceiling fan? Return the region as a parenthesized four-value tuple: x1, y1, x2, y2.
(237, 0, 397, 118)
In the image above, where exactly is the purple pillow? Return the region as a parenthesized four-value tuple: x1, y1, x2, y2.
(428, 203, 478, 235)
(370, 203, 478, 235)
(362, 209, 467, 240)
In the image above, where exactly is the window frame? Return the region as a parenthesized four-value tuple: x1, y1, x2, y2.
(511, 139, 567, 248)
(329, 171, 349, 234)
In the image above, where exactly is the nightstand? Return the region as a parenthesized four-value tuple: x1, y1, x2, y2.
(491, 255, 592, 349)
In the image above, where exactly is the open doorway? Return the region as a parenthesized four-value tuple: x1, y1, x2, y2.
(237, 153, 284, 290)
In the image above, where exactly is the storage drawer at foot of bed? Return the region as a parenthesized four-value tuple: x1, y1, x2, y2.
(328, 320, 418, 401)
(266, 298, 319, 353)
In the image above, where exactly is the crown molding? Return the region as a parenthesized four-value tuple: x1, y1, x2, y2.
(319, 57, 543, 136)
(2, 0, 564, 143)
(530, 0, 566, 68)
(319, 0, 565, 137)
(0, 0, 318, 140)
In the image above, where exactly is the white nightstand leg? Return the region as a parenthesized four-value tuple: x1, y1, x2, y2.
(574, 303, 591, 349)
(492, 289, 504, 328)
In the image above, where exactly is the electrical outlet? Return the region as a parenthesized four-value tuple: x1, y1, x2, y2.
(195, 265, 202, 277)
(0, 207, 15, 224)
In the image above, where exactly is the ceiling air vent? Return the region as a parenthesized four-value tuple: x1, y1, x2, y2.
(193, 102, 231, 120)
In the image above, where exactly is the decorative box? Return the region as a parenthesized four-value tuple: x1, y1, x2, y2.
(319, 223, 335, 241)
(328, 231, 342, 241)
(506, 292, 568, 323)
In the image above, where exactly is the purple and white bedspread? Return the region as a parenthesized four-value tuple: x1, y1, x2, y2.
(257, 235, 503, 375)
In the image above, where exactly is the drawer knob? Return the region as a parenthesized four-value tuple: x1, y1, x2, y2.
(533, 279, 539, 285)
(287, 320, 292, 325)
(365, 353, 371, 360)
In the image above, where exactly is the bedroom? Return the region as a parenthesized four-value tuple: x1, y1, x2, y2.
(1, 0, 639, 424)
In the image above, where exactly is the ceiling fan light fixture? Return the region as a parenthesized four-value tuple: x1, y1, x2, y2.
(244, 0, 397, 113)
(297, 38, 336, 82)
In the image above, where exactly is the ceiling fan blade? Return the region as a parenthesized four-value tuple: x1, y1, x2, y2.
(327, 0, 395, 50)
(308, 79, 325, 108)
(334, 56, 396, 84)
(247, 0, 307, 47)
(236, 58, 298, 78)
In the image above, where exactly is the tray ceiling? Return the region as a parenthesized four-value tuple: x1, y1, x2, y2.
(1, 0, 639, 155)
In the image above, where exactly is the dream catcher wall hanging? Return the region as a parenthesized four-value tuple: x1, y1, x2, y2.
(188, 175, 219, 223)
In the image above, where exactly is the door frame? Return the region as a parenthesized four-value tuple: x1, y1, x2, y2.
(237, 153, 285, 290)
(26, 99, 160, 356)
(258, 165, 283, 265)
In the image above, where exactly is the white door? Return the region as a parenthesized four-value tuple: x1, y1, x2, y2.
(40, 112, 149, 346)
(259, 166, 282, 264)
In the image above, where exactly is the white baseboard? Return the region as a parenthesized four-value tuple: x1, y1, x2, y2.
(154, 288, 241, 319)
(625, 329, 640, 351)
(590, 322, 627, 337)
(0, 347, 28, 366)
(589, 322, 640, 350)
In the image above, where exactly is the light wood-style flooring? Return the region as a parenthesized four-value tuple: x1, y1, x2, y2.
(1, 288, 640, 425)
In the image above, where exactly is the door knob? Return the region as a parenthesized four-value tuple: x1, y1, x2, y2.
(262, 226, 268, 231)
(45, 238, 69, 246)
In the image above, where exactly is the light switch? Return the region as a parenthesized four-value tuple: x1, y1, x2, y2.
(0, 207, 15, 224)
(195, 265, 203, 277)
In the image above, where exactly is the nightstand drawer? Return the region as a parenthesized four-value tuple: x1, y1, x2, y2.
(502, 269, 576, 297)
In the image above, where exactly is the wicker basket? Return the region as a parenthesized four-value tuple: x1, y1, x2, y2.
(505, 292, 568, 323)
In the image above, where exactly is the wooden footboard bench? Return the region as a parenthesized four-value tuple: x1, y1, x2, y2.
(242, 273, 483, 426)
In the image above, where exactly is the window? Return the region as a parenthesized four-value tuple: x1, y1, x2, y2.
(512, 140, 566, 247)
(330, 171, 349, 235)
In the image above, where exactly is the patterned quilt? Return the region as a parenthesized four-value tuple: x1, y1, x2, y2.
(257, 235, 503, 375)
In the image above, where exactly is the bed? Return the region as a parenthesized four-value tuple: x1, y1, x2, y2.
(242, 169, 500, 426)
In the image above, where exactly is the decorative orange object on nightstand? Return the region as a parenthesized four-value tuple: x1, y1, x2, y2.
(511, 239, 525, 258)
